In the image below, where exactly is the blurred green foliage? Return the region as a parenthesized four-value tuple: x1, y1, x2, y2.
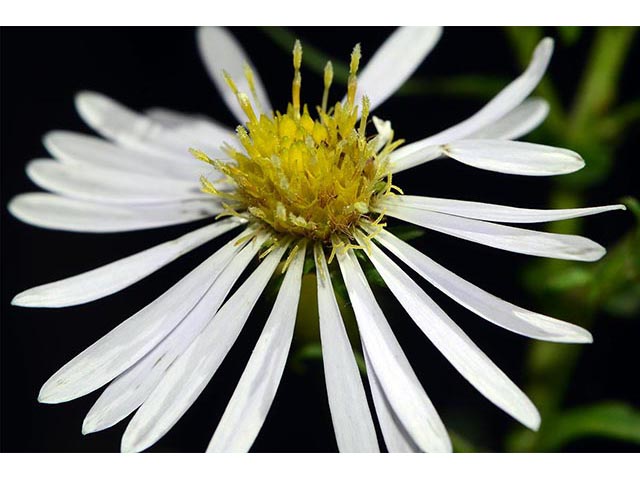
(264, 26, 639, 452)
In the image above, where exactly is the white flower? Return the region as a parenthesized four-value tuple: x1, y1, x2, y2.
(9, 27, 626, 453)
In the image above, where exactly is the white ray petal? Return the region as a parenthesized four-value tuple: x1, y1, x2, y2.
(470, 98, 549, 140)
(380, 195, 626, 224)
(197, 27, 272, 124)
(362, 238, 540, 430)
(389, 144, 442, 174)
(347, 27, 442, 113)
(37, 230, 251, 404)
(379, 204, 605, 262)
(8, 193, 222, 233)
(121, 241, 288, 453)
(145, 107, 235, 142)
(26, 159, 205, 205)
(336, 249, 451, 453)
(207, 244, 306, 452)
(442, 139, 584, 176)
(371, 228, 593, 343)
(12, 218, 244, 308)
(363, 347, 420, 452)
(397, 37, 552, 150)
(43, 131, 202, 182)
(314, 245, 379, 453)
(83, 236, 262, 434)
(75, 91, 226, 158)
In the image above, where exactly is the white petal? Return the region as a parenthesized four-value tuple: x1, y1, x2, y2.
(26, 159, 205, 205)
(145, 107, 234, 142)
(12, 218, 244, 308)
(44, 131, 209, 182)
(379, 203, 605, 262)
(389, 144, 442, 174)
(197, 27, 272, 124)
(121, 241, 287, 453)
(391, 38, 554, 172)
(380, 195, 626, 224)
(336, 249, 451, 453)
(442, 139, 584, 176)
(75, 91, 226, 158)
(470, 98, 549, 140)
(8, 193, 221, 233)
(82, 236, 262, 434)
(371, 228, 593, 343)
(348, 27, 442, 113)
(363, 347, 420, 452)
(37, 231, 250, 404)
(362, 238, 540, 430)
(314, 245, 379, 453)
(207, 244, 306, 452)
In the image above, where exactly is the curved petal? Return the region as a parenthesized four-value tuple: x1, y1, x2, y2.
(207, 244, 306, 452)
(380, 195, 626, 224)
(379, 203, 605, 262)
(362, 238, 540, 430)
(442, 139, 584, 176)
(391, 38, 554, 172)
(82, 236, 261, 434)
(371, 228, 593, 343)
(336, 249, 451, 453)
(12, 218, 244, 308)
(470, 98, 549, 140)
(197, 27, 272, 124)
(26, 159, 205, 205)
(8, 193, 221, 233)
(43, 131, 205, 182)
(121, 241, 288, 453)
(314, 245, 379, 453)
(75, 91, 226, 157)
(37, 230, 251, 404)
(348, 27, 442, 113)
(363, 347, 419, 452)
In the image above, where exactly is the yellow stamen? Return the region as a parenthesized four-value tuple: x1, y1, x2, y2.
(321, 61, 333, 113)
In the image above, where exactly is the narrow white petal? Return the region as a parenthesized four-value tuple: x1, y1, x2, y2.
(121, 241, 287, 453)
(379, 204, 605, 262)
(12, 218, 244, 308)
(364, 347, 420, 452)
(389, 144, 442, 174)
(44, 131, 208, 182)
(336, 249, 451, 453)
(207, 244, 306, 452)
(26, 159, 205, 205)
(314, 245, 379, 453)
(362, 238, 540, 430)
(82, 236, 261, 434)
(8, 193, 221, 233)
(371, 228, 593, 343)
(391, 38, 554, 172)
(37, 231, 250, 404)
(442, 139, 584, 176)
(470, 98, 549, 140)
(145, 107, 235, 146)
(197, 27, 272, 124)
(75, 91, 226, 158)
(348, 27, 442, 113)
(380, 195, 626, 224)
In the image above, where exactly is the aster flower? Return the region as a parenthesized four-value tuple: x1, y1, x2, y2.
(8, 26, 626, 453)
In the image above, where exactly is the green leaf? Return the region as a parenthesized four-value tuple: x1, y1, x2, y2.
(537, 402, 640, 451)
(557, 26, 583, 46)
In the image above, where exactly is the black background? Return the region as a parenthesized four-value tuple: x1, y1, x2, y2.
(1, 27, 639, 452)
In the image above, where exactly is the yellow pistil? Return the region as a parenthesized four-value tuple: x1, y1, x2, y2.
(195, 40, 403, 255)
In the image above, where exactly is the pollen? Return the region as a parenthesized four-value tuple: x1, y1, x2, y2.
(195, 41, 403, 247)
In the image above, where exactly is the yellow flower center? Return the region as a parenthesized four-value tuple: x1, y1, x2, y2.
(193, 40, 403, 249)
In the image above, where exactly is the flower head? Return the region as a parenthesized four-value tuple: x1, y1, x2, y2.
(9, 27, 626, 453)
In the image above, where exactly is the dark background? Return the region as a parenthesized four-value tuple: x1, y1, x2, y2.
(1, 27, 638, 452)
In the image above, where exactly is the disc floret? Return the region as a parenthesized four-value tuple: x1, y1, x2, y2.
(195, 41, 403, 247)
